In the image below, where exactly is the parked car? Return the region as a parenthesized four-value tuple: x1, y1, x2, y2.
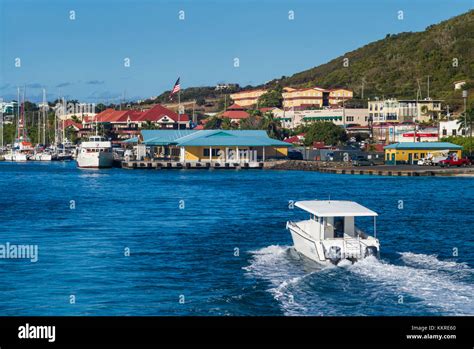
(438, 157, 471, 167)
(352, 155, 375, 166)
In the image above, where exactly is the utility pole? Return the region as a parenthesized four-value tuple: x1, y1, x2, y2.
(427, 75, 430, 100)
(462, 90, 471, 155)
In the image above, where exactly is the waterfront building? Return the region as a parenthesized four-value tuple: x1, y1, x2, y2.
(384, 142, 462, 165)
(368, 98, 443, 123)
(230, 89, 267, 108)
(136, 129, 290, 162)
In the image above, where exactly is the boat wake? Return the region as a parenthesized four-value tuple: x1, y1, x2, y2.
(245, 246, 474, 316)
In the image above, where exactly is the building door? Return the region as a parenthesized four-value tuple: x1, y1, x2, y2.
(391, 153, 395, 164)
(408, 153, 412, 164)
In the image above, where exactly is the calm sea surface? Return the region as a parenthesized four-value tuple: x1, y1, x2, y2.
(0, 161, 473, 316)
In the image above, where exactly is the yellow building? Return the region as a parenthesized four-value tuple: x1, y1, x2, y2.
(140, 129, 290, 162)
(230, 89, 267, 108)
(384, 142, 462, 165)
(282, 87, 326, 109)
(329, 89, 353, 105)
(282, 87, 353, 109)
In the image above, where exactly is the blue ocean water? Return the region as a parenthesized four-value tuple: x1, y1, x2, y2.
(0, 161, 473, 316)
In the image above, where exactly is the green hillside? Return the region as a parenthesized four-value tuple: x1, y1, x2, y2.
(272, 10, 473, 108)
(147, 11, 473, 111)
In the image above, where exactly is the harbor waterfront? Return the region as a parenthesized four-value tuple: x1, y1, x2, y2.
(0, 161, 472, 316)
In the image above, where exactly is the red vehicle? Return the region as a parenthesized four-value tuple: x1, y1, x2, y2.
(438, 156, 471, 167)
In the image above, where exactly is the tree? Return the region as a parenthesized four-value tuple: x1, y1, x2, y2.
(261, 112, 283, 139)
(196, 98, 206, 106)
(95, 103, 107, 113)
(239, 113, 262, 130)
(204, 116, 222, 129)
(257, 88, 283, 108)
(221, 118, 236, 130)
(71, 115, 81, 123)
(142, 120, 158, 130)
(457, 108, 474, 138)
(303, 122, 348, 146)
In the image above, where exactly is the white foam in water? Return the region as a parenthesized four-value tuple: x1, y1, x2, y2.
(347, 254, 474, 315)
(246, 246, 474, 316)
(244, 245, 328, 315)
(400, 252, 472, 274)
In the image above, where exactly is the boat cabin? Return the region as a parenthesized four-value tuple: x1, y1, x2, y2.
(294, 200, 377, 240)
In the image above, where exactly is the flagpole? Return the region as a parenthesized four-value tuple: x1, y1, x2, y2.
(178, 88, 181, 130)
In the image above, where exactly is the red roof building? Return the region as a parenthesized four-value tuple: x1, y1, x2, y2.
(222, 103, 250, 121)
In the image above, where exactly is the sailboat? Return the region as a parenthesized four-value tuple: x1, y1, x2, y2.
(4, 88, 32, 162)
(32, 89, 52, 161)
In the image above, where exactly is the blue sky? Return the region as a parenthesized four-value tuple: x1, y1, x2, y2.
(0, 0, 472, 103)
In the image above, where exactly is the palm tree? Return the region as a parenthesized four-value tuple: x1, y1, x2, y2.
(457, 108, 474, 137)
(262, 112, 283, 140)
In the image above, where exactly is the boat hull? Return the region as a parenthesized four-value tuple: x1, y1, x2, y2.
(33, 153, 53, 161)
(77, 152, 114, 168)
(288, 224, 380, 265)
(289, 228, 330, 265)
(4, 153, 28, 162)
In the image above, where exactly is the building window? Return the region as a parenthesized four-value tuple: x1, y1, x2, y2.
(203, 148, 220, 157)
(452, 130, 457, 136)
(346, 116, 354, 122)
(442, 129, 447, 136)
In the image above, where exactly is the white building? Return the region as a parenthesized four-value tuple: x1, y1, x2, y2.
(453, 80, 466, 90)
(368, 98, 443, 123)
(440, 119, 468, 137)
(273, 108, 369, 129)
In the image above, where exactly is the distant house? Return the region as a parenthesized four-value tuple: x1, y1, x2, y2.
(453, 80, 466, 90)
(230, 89, 267, 107)
(81, 104, 190, 140)
(222, 103, 250, 123)
(282, 87, 353, 110)
(138, 105, 189, 129)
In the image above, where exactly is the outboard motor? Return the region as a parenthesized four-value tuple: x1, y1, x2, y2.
(365, 246, 379, 258)
(327, 246, 342, 264)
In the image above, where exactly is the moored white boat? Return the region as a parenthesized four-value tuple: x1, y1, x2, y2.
(4, 152, 28, 161)
(76, 136, 113, 168)
(287, 200, 380, 265)
(32, 152, 53, 161)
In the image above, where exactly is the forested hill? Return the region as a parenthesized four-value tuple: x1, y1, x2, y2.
(271, 10, 473, 104)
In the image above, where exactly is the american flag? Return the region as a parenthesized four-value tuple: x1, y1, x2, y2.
(169, 78, 181, 100)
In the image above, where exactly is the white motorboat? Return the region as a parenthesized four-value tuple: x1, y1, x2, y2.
(76, 136, 113, 168)
(287, 200, 380, 265)
(4, 152, 28, 161)
(32, 152, 53, 161)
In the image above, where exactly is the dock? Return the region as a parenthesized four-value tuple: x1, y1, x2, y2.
(264, 160, 474, 177)
(121, 160, 264, 170)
